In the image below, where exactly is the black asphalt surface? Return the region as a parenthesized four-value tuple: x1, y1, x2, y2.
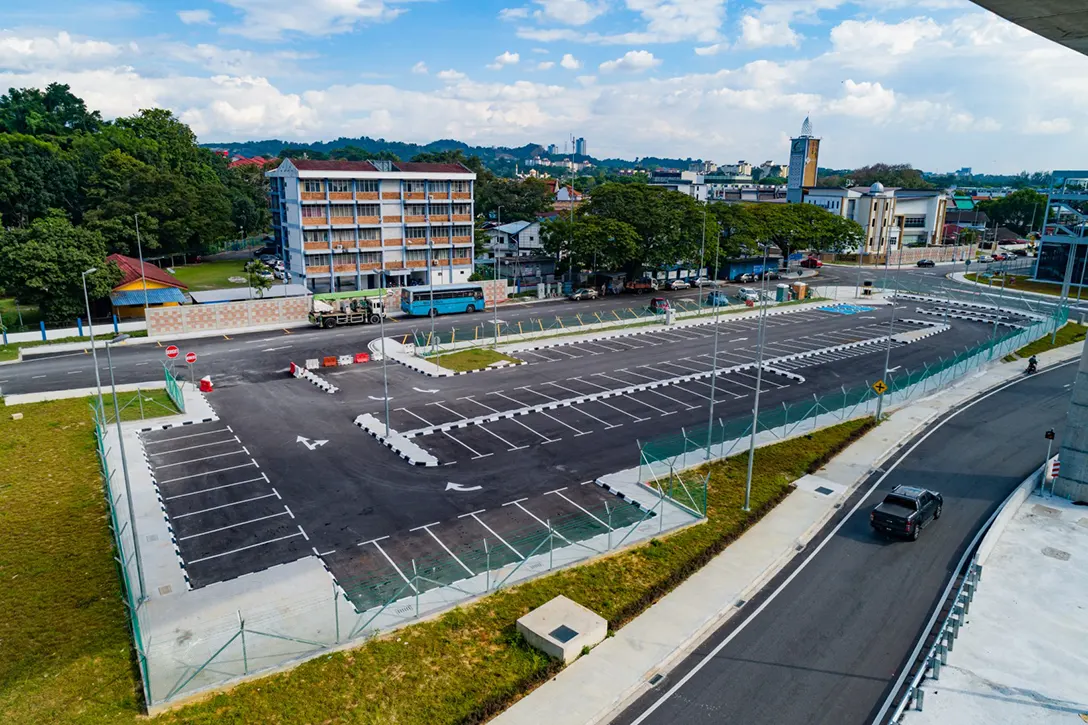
(613, 361, 1076, 725)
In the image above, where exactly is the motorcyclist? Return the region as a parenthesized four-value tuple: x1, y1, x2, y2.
(1028, 354, 1038, 373)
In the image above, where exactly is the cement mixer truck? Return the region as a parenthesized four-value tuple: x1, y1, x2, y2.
(309, 291, 387, 328)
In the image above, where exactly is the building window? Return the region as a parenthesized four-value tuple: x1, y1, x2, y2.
(406, 249, 427, 262)
(359, 228, 379, 240)
(357, 180, 378, 193)
(303, 180, 323, 193)
(406, 181, 426, 193)
(358, 204, 379, 217)
(309, 253, 331, 266)
(453, 225, 472, 237)
(332, 253, 355, 266)
(302, 205, 325, 218)
(330, 204, 354, 218)
(406, 204, 427, 216)
(328, 180, 351, 193)
(304, 230, 328, 242)
(361, 252, 381, 265)
(452, 204, 471, 215)
(903, 216, 926, 228)
(406, 226, 428, 239)
(331, 229, 355, 243)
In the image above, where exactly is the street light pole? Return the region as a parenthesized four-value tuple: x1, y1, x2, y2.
(106, 334, 147, 605)
(698, 201, 707, 306)
(705, 241, 722, 459)
(379, 292, 391, 434)
(82, 268, 105, 419)
(874, 238, 902, 421)
(743, 243, 771, 511)
(134, 214, 149, 316)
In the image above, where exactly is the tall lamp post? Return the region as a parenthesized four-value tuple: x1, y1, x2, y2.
(106, 333, 147, 605)
(874, 239, 903, 421)
(704, 240, 722, 459)
(379, 292, 392, 435)
(134, 215, 150, 317)
(82, 268, 105, 418)
(493, 206, 503, 346)
(698, 201, 708, 306)
(743, 242, 772, 511)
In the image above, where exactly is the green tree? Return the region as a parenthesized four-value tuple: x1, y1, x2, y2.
(819, 164, 932, 190)
(760, 176, 787, 185)
(0, 133, 78, 226)
(0, 83, 102, 135)
(977, 189, 1047, 235)
(0, 211, 119, 323)
(477, 177, 553, 222)
(746, 203, 862, 260)
(244, 260, 273, 298)
(541, 213, 640, 275)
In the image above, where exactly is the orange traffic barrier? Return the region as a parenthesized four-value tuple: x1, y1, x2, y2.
(323, 356, 338, 367)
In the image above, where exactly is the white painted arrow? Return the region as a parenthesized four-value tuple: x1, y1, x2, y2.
(413, 387, 439, 394)
(887, 366, 901, 374)
(445, 482, 482, 492)
(730, 337, 748, 342)
(368, 395, 392, 401)
(296, 436, 328, 451)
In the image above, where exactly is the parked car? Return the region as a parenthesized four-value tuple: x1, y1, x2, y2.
(705, 290, 730, 306)
(916, 259, 936, 268)
(1013, 248, 1029, 256)
(737, 286, 763, 302)
(759, 269, 781, 280)
(667, 278, 691, 290)
(258, 254, 277, 266)
(254, 268, 273, 281)
(624, 277, 658, 294)
(648, 297, 671, 314)
(568, 288, 598, 301)
(870, 485, 943, 541)
(733, 272, 755, 283)
(799, 256, 823, 269)
(690, 276, 720, 287)
(254, 244, 277, 258)
(273, 268, 288, 280)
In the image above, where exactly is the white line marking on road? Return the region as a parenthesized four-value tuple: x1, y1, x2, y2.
(154, 450, 247, 468)
(553, 491, 610, 528)
(513, 501, 573, 545)
(32, 375, 46, 379)
(172, 493, 279, 519)
(67, 370, 82, 374)
(150, 438, 238, 456)
(409, 521, 442, 532)
(178, 511, 291, 541)
(371, 540, 417, 593)
(502, 497, 529, 506)
(642, 386, 700, 410)
(622, 392, 672, 416)
(458, 509, 487, 518)
(477, 424, 528, 451)
(397, 407, 435, 427)
(297, 525, 309, 541)
(684, 377, 743, 399)
(468, 512, 524, 559)
(284, 505, 295, 519)
(158, 462, 257, 484)
(261, 345, 294, 352)
(429, 401, 470, 423)
(163, 476, 267, 500)
(135, 362, 150, 366)
(242, 445, 250, 455)
(492, 391, 589, 435)
(187, 532, 304, 565)
(422, 526, 474, 576)
(442, 431, 493, 459)
(272, 487, 281, 499)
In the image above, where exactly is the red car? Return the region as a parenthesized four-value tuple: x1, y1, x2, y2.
(800, 256, 823, 269)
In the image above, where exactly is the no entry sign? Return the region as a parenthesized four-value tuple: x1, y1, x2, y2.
(185, 352, 197, 364)
(165, 345, 179, 359)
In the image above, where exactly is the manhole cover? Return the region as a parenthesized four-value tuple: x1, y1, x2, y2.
(549, 624, 579, 643)
(1042, 547, 1071, 561)
(814, 486, 834, 496)
(158, 585, 173, 596)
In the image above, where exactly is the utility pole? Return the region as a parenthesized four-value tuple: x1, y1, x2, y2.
(743, 242, 772, 511)
(874, 238, 903, 421)
(135, 214, 149, 316)
(705, 240, 722, 458)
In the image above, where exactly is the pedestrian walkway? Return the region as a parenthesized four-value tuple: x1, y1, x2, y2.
(491, 341, 1085, 725)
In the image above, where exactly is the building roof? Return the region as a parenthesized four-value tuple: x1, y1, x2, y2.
(277, 159, 473, 175)
(291, 159, 380, 172)
(110, 288, 187, 306)
(494, 221, 534, 235)
(228, 156, 271, 169)
(106, 254, 187, 291)
(393, 161, 472, 173)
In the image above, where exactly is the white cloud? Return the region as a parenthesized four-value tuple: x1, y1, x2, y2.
(532, 47, 550, 54)
(516, 0, 725, 44)
(536, 61, 555, 70)
(599, 50, 661, 73)
(0, 31, 124, 71)
(560, 53, 582, 69)
(531, 0, 607, 26)
(487, 51, 521, 70)
(825, 79, 897, 119)
(1022, 116, 1073, 135)
(738, 14, 800, 48)
(436, 69, 466, 82)
(411, 61, 428, 74)
(830, 17, 942, 56)
(217, 0, 409, 40)
(694, 43, 726, 56)
(499, 7, 530, 20)
(177, 9, 213, 24)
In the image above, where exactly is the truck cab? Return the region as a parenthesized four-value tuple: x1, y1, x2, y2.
(870, 485, 943, 540)
(310, 294, 386, 328)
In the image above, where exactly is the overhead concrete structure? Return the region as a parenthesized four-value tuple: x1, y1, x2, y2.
(971, 1, 1088, 56)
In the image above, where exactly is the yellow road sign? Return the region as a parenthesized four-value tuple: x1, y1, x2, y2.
(872, 380, 888, 395)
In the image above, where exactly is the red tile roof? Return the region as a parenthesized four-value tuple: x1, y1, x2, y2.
(228, 156, 271, 169)
(290, 159, 379, 172)
(393, 162, 472, 174)
(106, 254, 188, 291)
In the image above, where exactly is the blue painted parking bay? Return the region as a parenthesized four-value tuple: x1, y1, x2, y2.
(817, 303, 875, 315)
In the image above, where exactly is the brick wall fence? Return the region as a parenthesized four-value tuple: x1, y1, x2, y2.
(823, 244, 976, 266)
(146, 281, 508, 337)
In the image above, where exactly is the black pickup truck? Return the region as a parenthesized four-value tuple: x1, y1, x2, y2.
(870, 485, 943, 541)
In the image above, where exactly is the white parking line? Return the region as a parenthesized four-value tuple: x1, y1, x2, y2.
(154, 450, 248, 468)
(492, 391, 589, 436)
(477, 424, 528, 451)
(163, 476, 267, 500)
(172, 493, 279, 519)
(461, 396, 559, 443)
(516, 386, 558, 401)
(158, 462, 257, 484)
(150, 437, 238, 456)
(622, 392, 673, 416)
(67, 370, 82, 374)
(429, 401, 471, 423)
(420, 526, 474, 576)
(733, 369, 786, 389)
(641, 386, 700, 410)
(370, 540, 418, 593)
(397, 407, 436, 427)
(571, 378, 649, 421)
(187, 532, 304, 565)
(657, 359, 709, 374)
(550, 490, 611, 529)
(513, 501, 573, 545)
(178, 510, 291, 541)
(466, 512, 524, 560)
(442, 431, 493, 459)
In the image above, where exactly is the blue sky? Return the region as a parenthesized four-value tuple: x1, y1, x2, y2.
(2, 0, 1088, 171)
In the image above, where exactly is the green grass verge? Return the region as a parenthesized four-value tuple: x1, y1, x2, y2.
(1009, 322, 1088, 360)
(963, 272, 1082, 298)
(429, 348, 524, 372)
(0, 331, 149, 363)
(0, 391, 178, 725)
(0, 394, 872, 723)
(168, 260, 253, 291)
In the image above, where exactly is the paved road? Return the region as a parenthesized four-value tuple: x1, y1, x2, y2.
(614, 361, 1076, 725)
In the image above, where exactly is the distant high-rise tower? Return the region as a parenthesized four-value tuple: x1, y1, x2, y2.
(547, 143, 559, 155)
(786, 116, 820, 204)
(575, 137, 587, 157)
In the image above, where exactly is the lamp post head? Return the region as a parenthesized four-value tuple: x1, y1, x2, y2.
(84, 267, 97, 276)
(109, 334, 130, 345)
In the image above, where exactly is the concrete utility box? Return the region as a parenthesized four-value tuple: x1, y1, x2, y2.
(516, 595, 607, 664)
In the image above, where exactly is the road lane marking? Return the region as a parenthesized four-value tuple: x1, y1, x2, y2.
(146, 428, 231, 444)
(154, 450, 248, 468)
(370, 540, 418, 593)
(178, 510, 291, 541)
(150, 438, 238, 456)
(551, 490, 610, 529)
(421, 525, 474, 576)
(397, 407, 436, 427)
(163, 476, 267, 500)
(442, 431, 493, 459)
(187, 532, 305, 565)
(477, 424, 528, 451)
(158, 462, 257, 484)
(172, 493, 279, 519)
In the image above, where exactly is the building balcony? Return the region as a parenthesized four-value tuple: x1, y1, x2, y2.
(301, 192, 325, 201)
(332, 264, 356, 273)
(406, 260, 428, 269)
(381, 192, 400, 200)
(404, 215, 427, 223)
(306, 265, 331, 274)
(452, 236, 472, 244)
(304, 241, 328, 251)
(452, 214, 472, 222)
(357, 192, 379, 201)
(428, 193, 450, 201)
(360, 262, 381, 271)
(406, 238, 428, 247)
(383, 261, 404, 270)
(382, 215, 403, 223)
(358, 239, 381, 248)
(405, 192, 426, 200)
(329, 192, 353, 201)
(432, 258, 450, 266)
(330, 216, 355, 225)
(357, 216, 380, 225)
(383, 238, 402, 247)
(452, 192, 471, 200)
(302, 217, 328, 226)
(452, 257, 472, 266)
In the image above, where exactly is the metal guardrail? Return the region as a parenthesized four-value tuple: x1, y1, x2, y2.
(875, 463, 1045, 724)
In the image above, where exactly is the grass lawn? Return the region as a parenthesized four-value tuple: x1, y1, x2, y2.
(0, 391, 177, 725)
(429, 348, 524, 372)
(0, 298, 42, 332)
(0, 331, 149, 363)
(168, 259, 253, 291)
(1008, 322, 1088, 360)
(0, 384, 873, 724)
(963, 272, 1082, 298)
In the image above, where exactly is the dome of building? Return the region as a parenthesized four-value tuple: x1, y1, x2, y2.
(870, 182, 885, 193)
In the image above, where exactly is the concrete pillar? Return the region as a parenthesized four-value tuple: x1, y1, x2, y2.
(1056, 341, 1088, 501)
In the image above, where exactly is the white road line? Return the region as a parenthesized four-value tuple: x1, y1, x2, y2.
(553, 490, 610, 529)
(464, 396, 559, 443)
(261, 345, 294, 352)
(667, 380, 716, 401)
(459, 395, 499, 413)
(172, 493, 279, 519)
(544, 380, 594, 397)
(734, 369, 786, 389)
(546, 346, 580, 359)
(144, 426, 231, 444)
(409, 521, 442, 532)
(458, 509, 487, 518)
(32, 375, 46, 379)
(358, 535, 390, 547)
(158, 462, 257, 484)
(134, 362, 150, 366)
(397, 407, 436, 427)
(469, 512, 524, 560)
(642, 386, 700, 410)
(477, 424, 528, 451)
(513, 502, 573, 545)
(371, 540, 418, 593)
(622, 392, 673, 416)
(150, 438, 238, 456)
(163, 476, 267, 500)
(284, 505, 295, 519)
(187, 532, 305, 565)
(442, 431, 493, 459)
(571, 378, 648, 421)
(517, 386, 558, 401)
(178, 510, 291, 541)
(656, 359, 708, 374)
(564, 401, 622, 429)
(429, 401, 470, 423)
(154, 450, 247, 468)
(67, 370, 82, 374)
(491, 391, 588, 435)
(421, 526, 474, 576)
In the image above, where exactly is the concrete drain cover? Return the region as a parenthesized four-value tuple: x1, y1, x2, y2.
(549, 624, 579, 644)
(158, 585, 172, 596)
(1032, 504, 1060, 518)
(1042, 547, 1071, 561)
(814, 486, 834, 496)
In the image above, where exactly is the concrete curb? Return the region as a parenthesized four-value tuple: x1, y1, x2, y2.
(289, 363, 339, 394)
(353, 413, 439, 467)
(913, 306, 1023, 328)
(2, 380, 166, 406)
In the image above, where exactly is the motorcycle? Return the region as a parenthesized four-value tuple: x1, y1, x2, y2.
(1026, 360, 1038, 375)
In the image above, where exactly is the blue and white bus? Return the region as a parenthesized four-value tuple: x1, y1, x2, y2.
(400, 283, 486, 316)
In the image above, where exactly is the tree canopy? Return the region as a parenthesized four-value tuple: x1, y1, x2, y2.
(977, 188, 1047, 236)
(819, 164, 933, 190)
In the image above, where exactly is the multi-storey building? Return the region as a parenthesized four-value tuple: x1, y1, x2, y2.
(267, 159, 477, 292)
(803, 184, 948, 253)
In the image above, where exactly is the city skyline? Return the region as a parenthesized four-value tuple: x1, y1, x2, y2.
(1, 0, 1087, 172)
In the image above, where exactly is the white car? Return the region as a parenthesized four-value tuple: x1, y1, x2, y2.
(737, 286, 765, 302)
(667, 279, 691, 290)
(691, 277, 716, 287)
